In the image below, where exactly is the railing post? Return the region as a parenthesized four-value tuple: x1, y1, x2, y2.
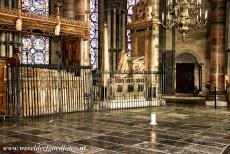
(214, 86, 217, 108)
(56, 51, 62, 113)
(16, 55, 21, 118)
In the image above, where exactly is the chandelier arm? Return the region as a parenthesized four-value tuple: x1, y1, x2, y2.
(160, 0, 208, 40)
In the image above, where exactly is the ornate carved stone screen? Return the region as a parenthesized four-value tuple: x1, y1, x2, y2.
(21, 0, 49, 64)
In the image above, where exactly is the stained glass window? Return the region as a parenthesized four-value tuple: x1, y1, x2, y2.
(127, 0, 139, 57)
(90, 0, 98, 69)
(22, 35, 49, 64)
(21, 0, 49, 64)
(22, 0, 49, 16)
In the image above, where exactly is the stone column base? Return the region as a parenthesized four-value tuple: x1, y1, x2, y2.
(205, 101, 228, 107)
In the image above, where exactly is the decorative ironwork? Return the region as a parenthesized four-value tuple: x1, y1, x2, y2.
(161, 0, 208, 40)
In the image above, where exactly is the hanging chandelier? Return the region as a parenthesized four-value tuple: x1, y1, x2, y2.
(161, 0, 208, 40)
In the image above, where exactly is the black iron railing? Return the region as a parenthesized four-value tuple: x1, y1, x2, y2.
(91, 70, 165, 110)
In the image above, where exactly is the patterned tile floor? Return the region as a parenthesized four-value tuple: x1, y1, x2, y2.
(0, 101, 230, 154)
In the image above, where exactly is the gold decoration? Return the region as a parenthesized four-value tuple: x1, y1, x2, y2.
(161, 0, 208, 40)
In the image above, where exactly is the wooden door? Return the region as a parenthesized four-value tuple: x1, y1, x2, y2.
(0, 58, 7, 114)
(176, 63, 194, 93)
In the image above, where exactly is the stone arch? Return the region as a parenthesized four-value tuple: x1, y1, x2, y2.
(175, 51, 202, 94)
(175, 50, 202, 64)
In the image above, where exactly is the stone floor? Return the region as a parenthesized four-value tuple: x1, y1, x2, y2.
(0, 100, 230, 154)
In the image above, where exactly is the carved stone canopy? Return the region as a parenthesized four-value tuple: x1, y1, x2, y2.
(128, 0, 159, 30)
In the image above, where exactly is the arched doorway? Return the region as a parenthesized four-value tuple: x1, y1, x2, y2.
(175, 52, 199, 94)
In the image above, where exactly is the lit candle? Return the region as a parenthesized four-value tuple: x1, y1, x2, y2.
(162, 12, 164, 21)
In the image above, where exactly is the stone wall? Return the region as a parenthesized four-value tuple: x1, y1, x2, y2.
(165, 0, 211, 95)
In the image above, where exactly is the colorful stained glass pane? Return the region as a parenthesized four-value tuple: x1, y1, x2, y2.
(90, 0, 98, 69)
(127, 0, 140, 57)
(22, 0, 49, 16)
(21, 0, 49, 64)
(22, 35, 49, 64)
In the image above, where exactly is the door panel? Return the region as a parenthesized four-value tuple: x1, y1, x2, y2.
(176, 63, 194, 93)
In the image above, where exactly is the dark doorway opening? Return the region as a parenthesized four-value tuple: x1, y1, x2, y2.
(176, 63, 194, 93)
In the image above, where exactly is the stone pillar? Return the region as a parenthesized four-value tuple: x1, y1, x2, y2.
(194, 63, 199, 89)
(121, 11, 126, 51)
(50, 39, 61, 64)
(13, 0, 17, 9)
(147, 0, 160, 99)
(107, 10, 111, 49)
(18, 33, 22, 62)
(75, 0, 85, 21)
(112, 8, 116, 71)
(98, 0, 104, 69)
(80, 38, 84, 65)
(131, 33, 138, 57)
(64, 0, 75, 18)
(9, 0, 12, 9)
(199, 64, 203, 92)
(107, 9, 112, 71)
(12, 33, 22, 61)
(145, 31, 150, 71)
(50, 0, 56, 15)
(83, 0, 90, 66)
(101, 24, 110, 100)
(0, 33, 6, 57)
(118, 9, 122, 49)
(0, 0, 5, 8)
(147, 26, 160, 99)
(9, 33, 13, 57)
(206, 0, 227, 106)
(3, 32, 14, 58)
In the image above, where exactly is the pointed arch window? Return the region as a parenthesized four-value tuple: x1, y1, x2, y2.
(21, 0, 49, 64)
